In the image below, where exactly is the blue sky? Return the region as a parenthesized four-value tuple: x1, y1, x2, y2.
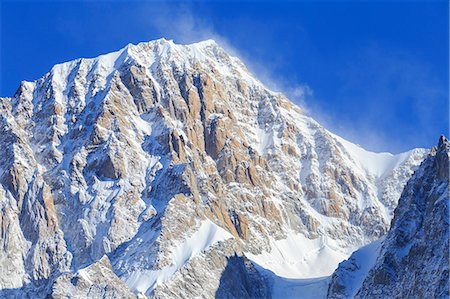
(1, 0, 448, 153)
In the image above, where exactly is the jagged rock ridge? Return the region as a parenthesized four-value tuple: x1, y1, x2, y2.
(328, 135, 449, 298)
(0, 38, 427, 298)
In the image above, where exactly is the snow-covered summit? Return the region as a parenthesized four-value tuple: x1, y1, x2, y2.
(30, 38, 255, 103)
(0, 38, 427, 298)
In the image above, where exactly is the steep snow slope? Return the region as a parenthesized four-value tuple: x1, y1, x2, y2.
(328, 136, 449, 298)
(0, 38, 427, 298)
(125, 219, 233, 294)
(246, 232, 349, 279)
(326, 237, 384, 298)
(332, 134, 414, 179)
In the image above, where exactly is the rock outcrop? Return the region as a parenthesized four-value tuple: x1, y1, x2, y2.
(51, 256, 137, 299)
(328, 135, 449, 298)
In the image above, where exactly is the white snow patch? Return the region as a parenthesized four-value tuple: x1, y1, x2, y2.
(330, 237, 384, 298)
(246, 232, 351, 279)
(331, 133, 413, 179)
(269, 275, 330, 299)
(95, 48, 126, 77)
(251, 127, 282, 155)
(125, 219, 233, 295)
(246, 231, 364, 298)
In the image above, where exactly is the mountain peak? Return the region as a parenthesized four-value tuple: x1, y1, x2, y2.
(0, 37, 429, 298)
(438, 134, 448, 149)
(35, 39, 227, 92)
(12, 38, 260, 114)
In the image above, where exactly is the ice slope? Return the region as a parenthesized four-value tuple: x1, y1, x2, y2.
(332, 133, 414, 179)
(246, 232, 350, 279)
(326, 237, 384, 298)
(253, 263, 331, 299)
(246, 231, 351, 299)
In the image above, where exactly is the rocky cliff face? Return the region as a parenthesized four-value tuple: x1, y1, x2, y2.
(328, 136, 449, 299)
(0, 39, 427, 298)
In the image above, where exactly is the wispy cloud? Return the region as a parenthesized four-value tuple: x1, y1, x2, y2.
(132, 2, 313, 99)
(133, 2, 228, 48)
(131, 3, 447, 153)
(310, 42, 448, 153)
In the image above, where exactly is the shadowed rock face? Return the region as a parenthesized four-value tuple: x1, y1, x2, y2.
(0, 39, 427, 298)
(328, 136, 449, 299)
(215, 254, 271, 299)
